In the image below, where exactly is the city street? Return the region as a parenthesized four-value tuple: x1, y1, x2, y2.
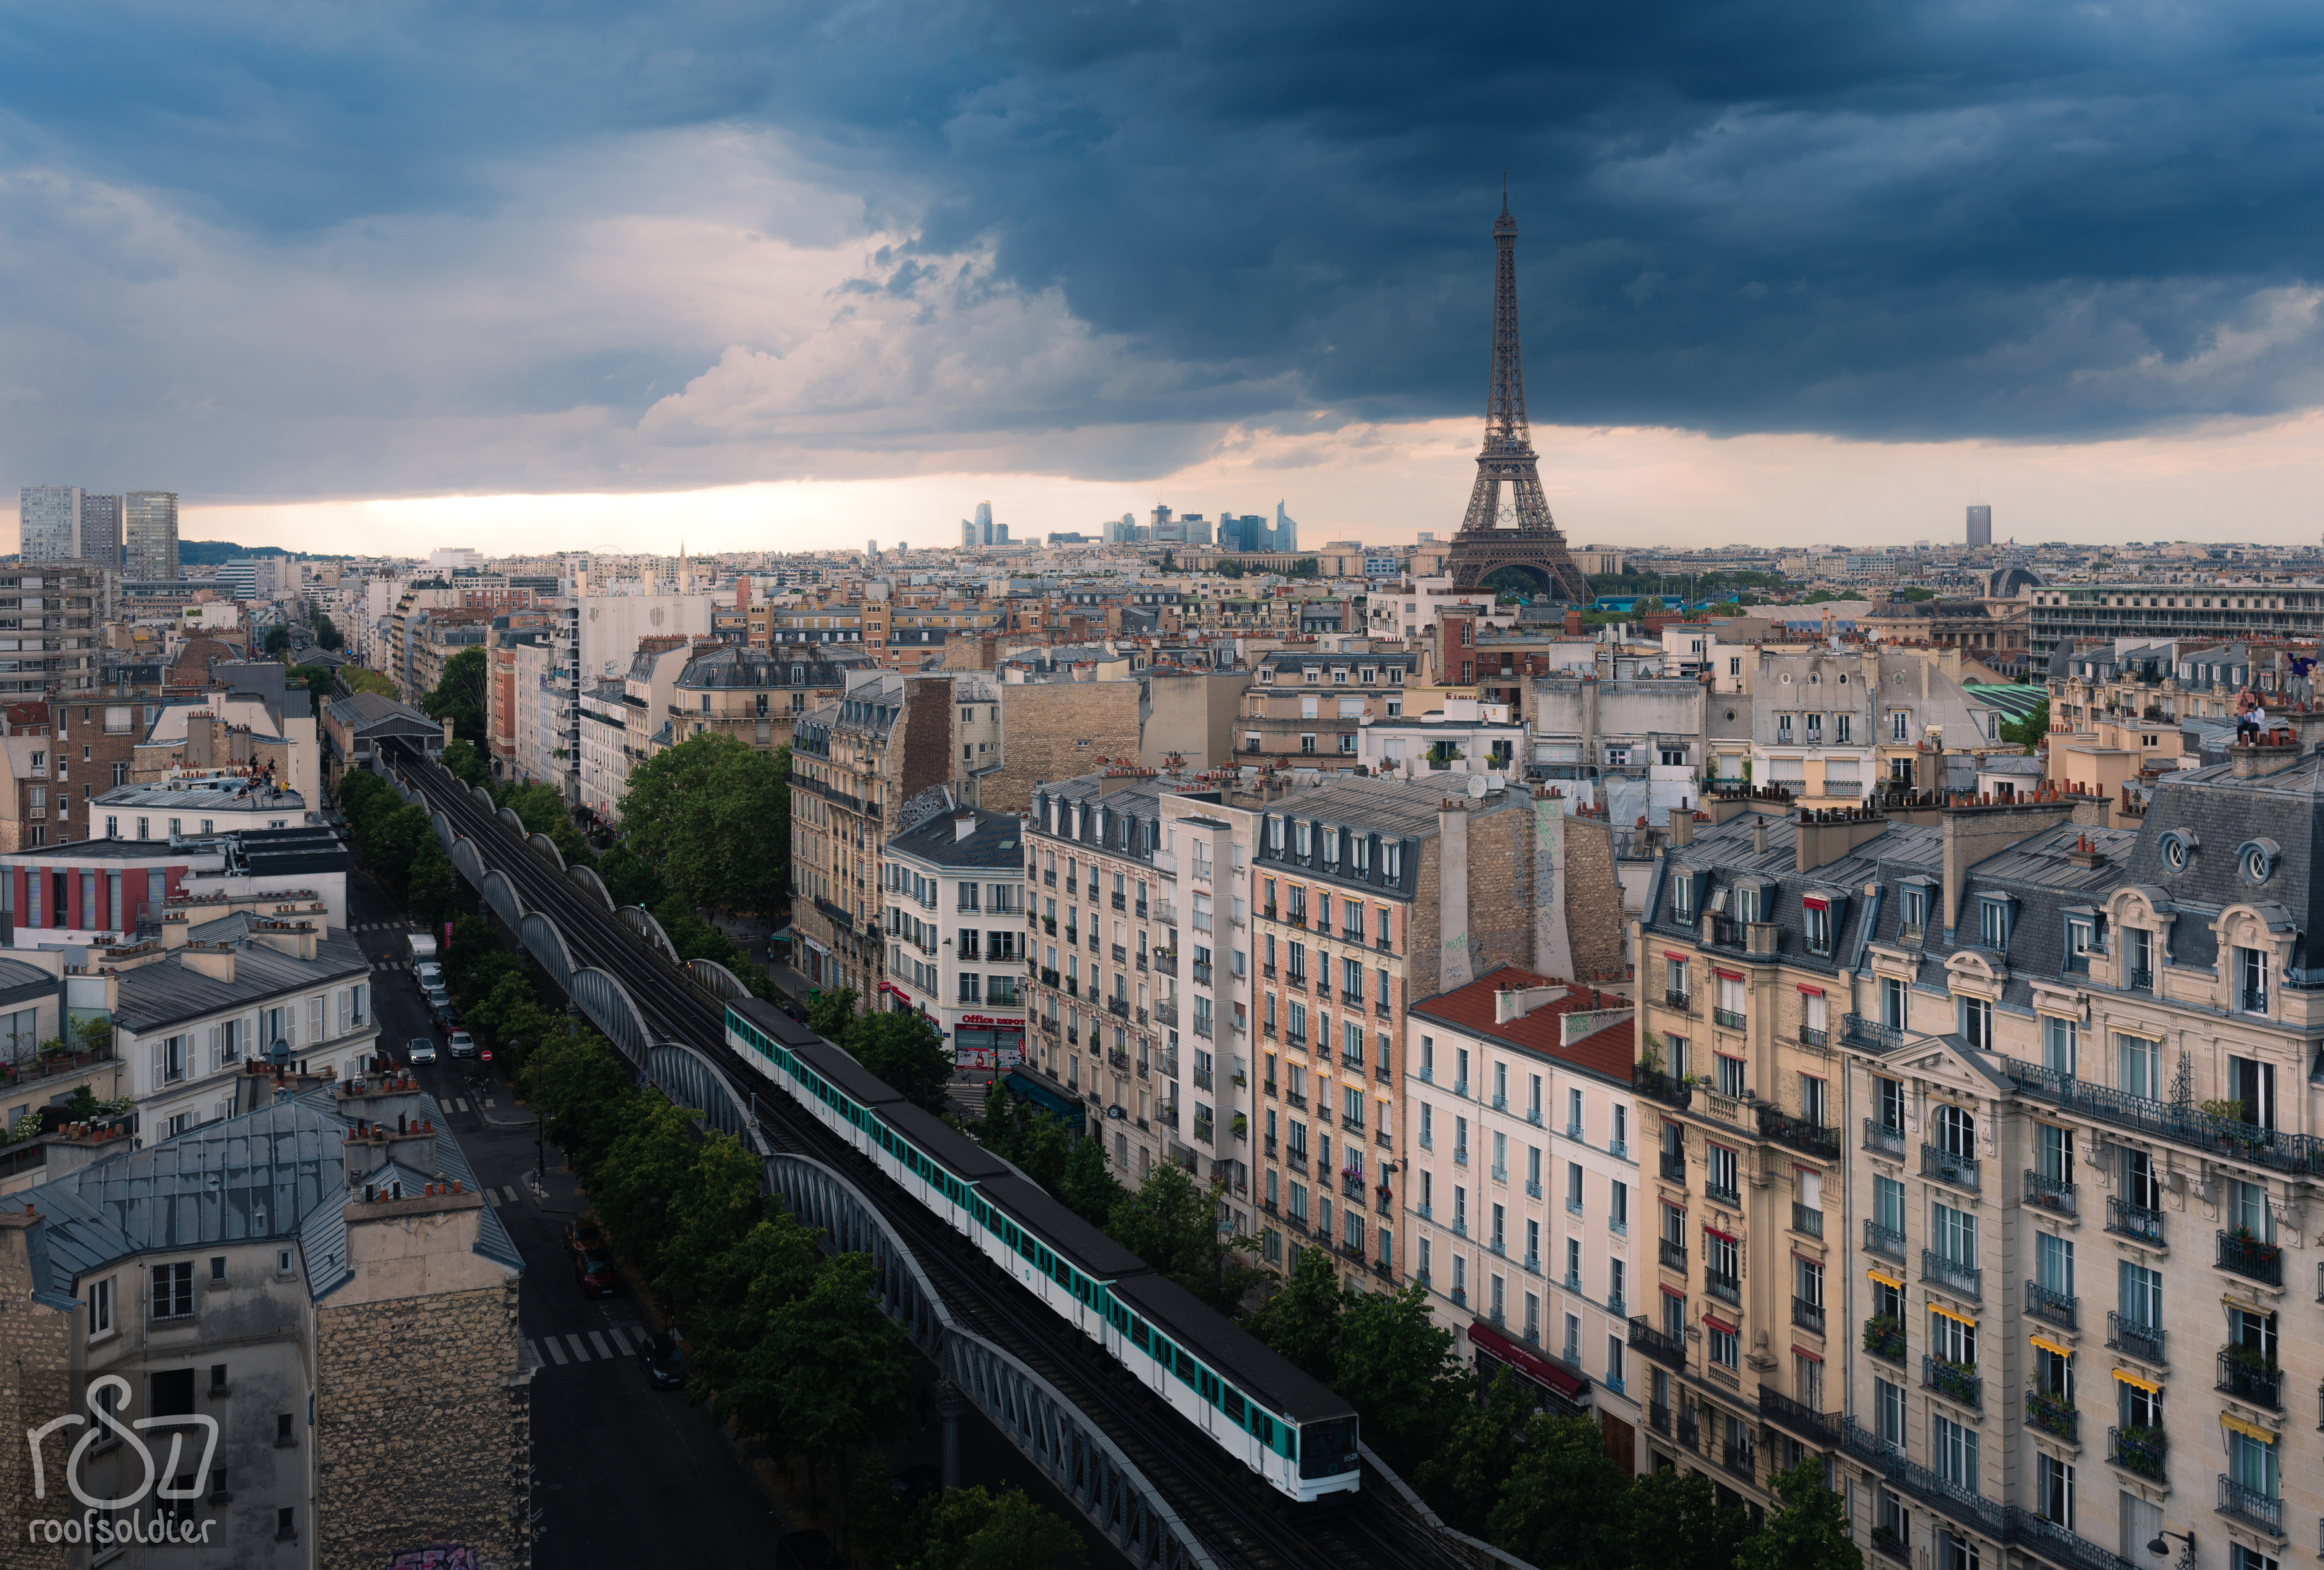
(343, 871, 1126, 1569)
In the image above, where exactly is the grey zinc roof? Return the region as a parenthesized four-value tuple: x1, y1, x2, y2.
(887, 805, 1027, 872)
(2117, 747, 2324, 977)
(325, 690, 436, 731)
(31, 1099, 347, 1303)
(110, 932, 372, 1034)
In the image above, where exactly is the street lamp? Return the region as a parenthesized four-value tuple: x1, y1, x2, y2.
(2145, 1530, 2195, 1570)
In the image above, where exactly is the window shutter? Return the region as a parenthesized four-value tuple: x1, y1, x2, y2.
(207, 1025, 220, 1072)
(150, 1037, 162, 1086)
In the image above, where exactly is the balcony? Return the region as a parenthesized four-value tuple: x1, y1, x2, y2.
(1634, 1065, 1694, 1111)
(1108, 998, 1129, 1019)
(1757, 1386, 1840, 1448)
(1844, 1014, 1901, 1052)
(1649, 1402, 1672, 1436)
(1865, 1220, 1906, 1260)
(1677, 1408, 1699, 1449)
(2218, 1231, 2283, 1286)
(2026, 1281, 2078, 1331)
(1921, 1249, 1981, 1300)
(1659, 1238, 1687, 1271)
(2106, 1198, 2165, 1246)
(1719, 1441, 1756, 1483)
(1712, 1007, 1746, 1031)
(1863, 1316, 1905, 1364)
(2106, 1312, 2165, 1366)
(1793, 1296, 1827, 1335)
(1659, 1151, 1687, 1182)
(1842, 1419, 2001, 1538)
(1759, 1106, 1841, 1160)
(1705, 1178, 1740, 1208)
(1863, 1118, 1906, 1157)
(2215, 1349, 2282, 1409)
(1797, 1024, 1830, 1054)
(2217, 1475, 2282, 1537)
(1664, 989, 1693, 1013)
(1153, 1002, 1179, 1028)
(1922, 1354, 1981, 1409)
(1705, 1271, 1741, 1306)
(1192, 961, 1213, 986)
(2106, 1427, 2167, 1482)
(2025, 1389, 2079, 1444)
(2024, 1168, 2077, 1217)
(1998, 1058, 2324, 1176)
(1920, 1143, 1979, 1192)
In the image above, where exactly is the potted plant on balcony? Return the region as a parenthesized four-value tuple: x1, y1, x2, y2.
(1863, 1313, 1904, 1358)
(2222, 1340, 2274, 1374)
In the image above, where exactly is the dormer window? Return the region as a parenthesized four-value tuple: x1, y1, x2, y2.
(1304, 668, 1319, 685)
(1385, 842, 1402, 880)
(1674, 874, 1695, 921)
(1268, 815, 1284, 852)
(1803, 895, 1832, 956)
(1295, 822, 1313, 857)
(1735, 884, 1765, 923)
(1977, 898, 2012, 951)
(1322, 827, 1341, 862)
(1900, 885, 1928, 939)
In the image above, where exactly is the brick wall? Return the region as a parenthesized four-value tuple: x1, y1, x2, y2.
(984, 682, 1142, 815)
(898, 676, 958, 804)
(315, 1198, 527, 1570)
(0, 1213, 72, 1570)
(1558, 814, 1626, 981)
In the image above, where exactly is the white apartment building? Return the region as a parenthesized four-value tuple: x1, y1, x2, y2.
(1157, 791, 1258, 1235)
(878, 801, 1027, 1071)
(1406, 970, 1643, 1448)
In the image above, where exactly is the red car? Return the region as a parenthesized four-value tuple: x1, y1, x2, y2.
(572, 1251, 623, 1298)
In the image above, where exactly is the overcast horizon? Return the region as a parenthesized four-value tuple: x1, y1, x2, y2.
(11, 3, 2324, 557)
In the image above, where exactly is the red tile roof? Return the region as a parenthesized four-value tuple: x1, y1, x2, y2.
(1409, 964, 1637, 1084)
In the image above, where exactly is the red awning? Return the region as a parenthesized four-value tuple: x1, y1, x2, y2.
(1714, 968, 1743, 981)
(1803, 894, 1828, 910)
(1659, 1285, 1687, 1301)
(1467, 1320, 1587, 1400)
(1702, 1314, 1738, 1336)
(1795, 983, 1825, 996)
(1703, 1225, 1736, 1243)
(1663, 950, 1691, 962)
(1793, 1345, 1824, 1363)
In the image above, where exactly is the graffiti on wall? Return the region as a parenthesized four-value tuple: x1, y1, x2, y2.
(386, 1547, 477, 1570)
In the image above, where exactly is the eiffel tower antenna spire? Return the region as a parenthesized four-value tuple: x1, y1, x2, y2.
(1442, 193, 1591, 601)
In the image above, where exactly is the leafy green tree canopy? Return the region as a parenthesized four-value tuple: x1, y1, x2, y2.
(1737, 1458, 1863, 1570)
(422, 644, 489, 747)
(845, 1008, 954, 1113)
(617, 732, 790, 911)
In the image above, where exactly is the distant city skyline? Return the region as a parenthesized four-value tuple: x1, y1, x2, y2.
(32, 407, 2324, 560)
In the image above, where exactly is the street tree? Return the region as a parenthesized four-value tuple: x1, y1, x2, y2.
(846, 1009, 953, 1112)
(1333, 1281, 1469, 1474)
(899, 1485, 1086, 1570)
(764, 1253, 912, 1512)
(1485, 1415, 1630, 1570)
(1736, 1458, 1861, 1570)
(1621, 1460, 1757, 1570)
(422, 645, 490, 747)
(1107, 1161, 1262, 1314)
(1246, 1244, 1341, 1383)
(1413, 1369, 1528, 1534)
(617, 732, 789, 911)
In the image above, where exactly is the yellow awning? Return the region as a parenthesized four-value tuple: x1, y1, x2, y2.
(1867, 1267, 1904, 1289)
(2220, 1414, 2278, 1444)
(1930, 1303, 1977, 1327)
(2029, 1333, 2074, 1360)
(2113, 1369, 2161, 1393)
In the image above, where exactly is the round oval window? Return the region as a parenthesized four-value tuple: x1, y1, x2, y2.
(2246, 848, 2269, 882)
(2164, 838, 2187, 871)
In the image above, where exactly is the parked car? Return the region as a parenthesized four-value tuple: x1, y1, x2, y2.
(433, 1000, 461, 1030)
(414, 961, 444, 991)
(407, 1035, 437, 1065)
(448, 1030, 476, 1058)
(423, 984, 450, 1012)
(562, 1218, 605, 1258)
(572, 1251, 623, 1298)
(638, 1331, 688, 1389)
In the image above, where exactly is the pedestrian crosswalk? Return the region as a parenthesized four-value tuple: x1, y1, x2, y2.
(351, 921, 408, 933)
(480, 1184, 524, 1206)
(527, 1324, 639, 1368)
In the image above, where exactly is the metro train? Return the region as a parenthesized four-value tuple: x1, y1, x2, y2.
(724, 996, 1363, 1503)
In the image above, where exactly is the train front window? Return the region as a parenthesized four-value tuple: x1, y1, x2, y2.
(1298, 1417, 1359, 1479)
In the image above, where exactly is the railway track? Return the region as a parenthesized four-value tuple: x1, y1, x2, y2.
(396, 754, 1467, 1570)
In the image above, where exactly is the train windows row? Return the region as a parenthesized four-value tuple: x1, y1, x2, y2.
(1119, 1305, 1286, 1456)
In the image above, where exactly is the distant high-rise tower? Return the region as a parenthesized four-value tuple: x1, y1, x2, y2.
(124, 491, 179, 579)
(1274, 501, 1298, 554)
(1966, 504, 1993, 549)
(1440, 197, 1591, 601)
(975, 501, 993, 545)
(82, 494, 122, 568)
(19, 486, 82, 561)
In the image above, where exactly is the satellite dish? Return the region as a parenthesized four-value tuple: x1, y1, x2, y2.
(1467, 773, 1490, 799)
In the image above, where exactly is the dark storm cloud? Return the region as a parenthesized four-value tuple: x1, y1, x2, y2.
(4, 0, 2324, 502)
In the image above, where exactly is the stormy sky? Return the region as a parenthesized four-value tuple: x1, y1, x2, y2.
(7, 1, 2324, 548)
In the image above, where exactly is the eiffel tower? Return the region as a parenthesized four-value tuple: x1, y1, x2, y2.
(1441, 195, 1593, 602)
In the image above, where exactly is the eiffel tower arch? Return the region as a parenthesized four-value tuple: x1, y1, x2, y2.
(1441, 198, 1594, 603)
